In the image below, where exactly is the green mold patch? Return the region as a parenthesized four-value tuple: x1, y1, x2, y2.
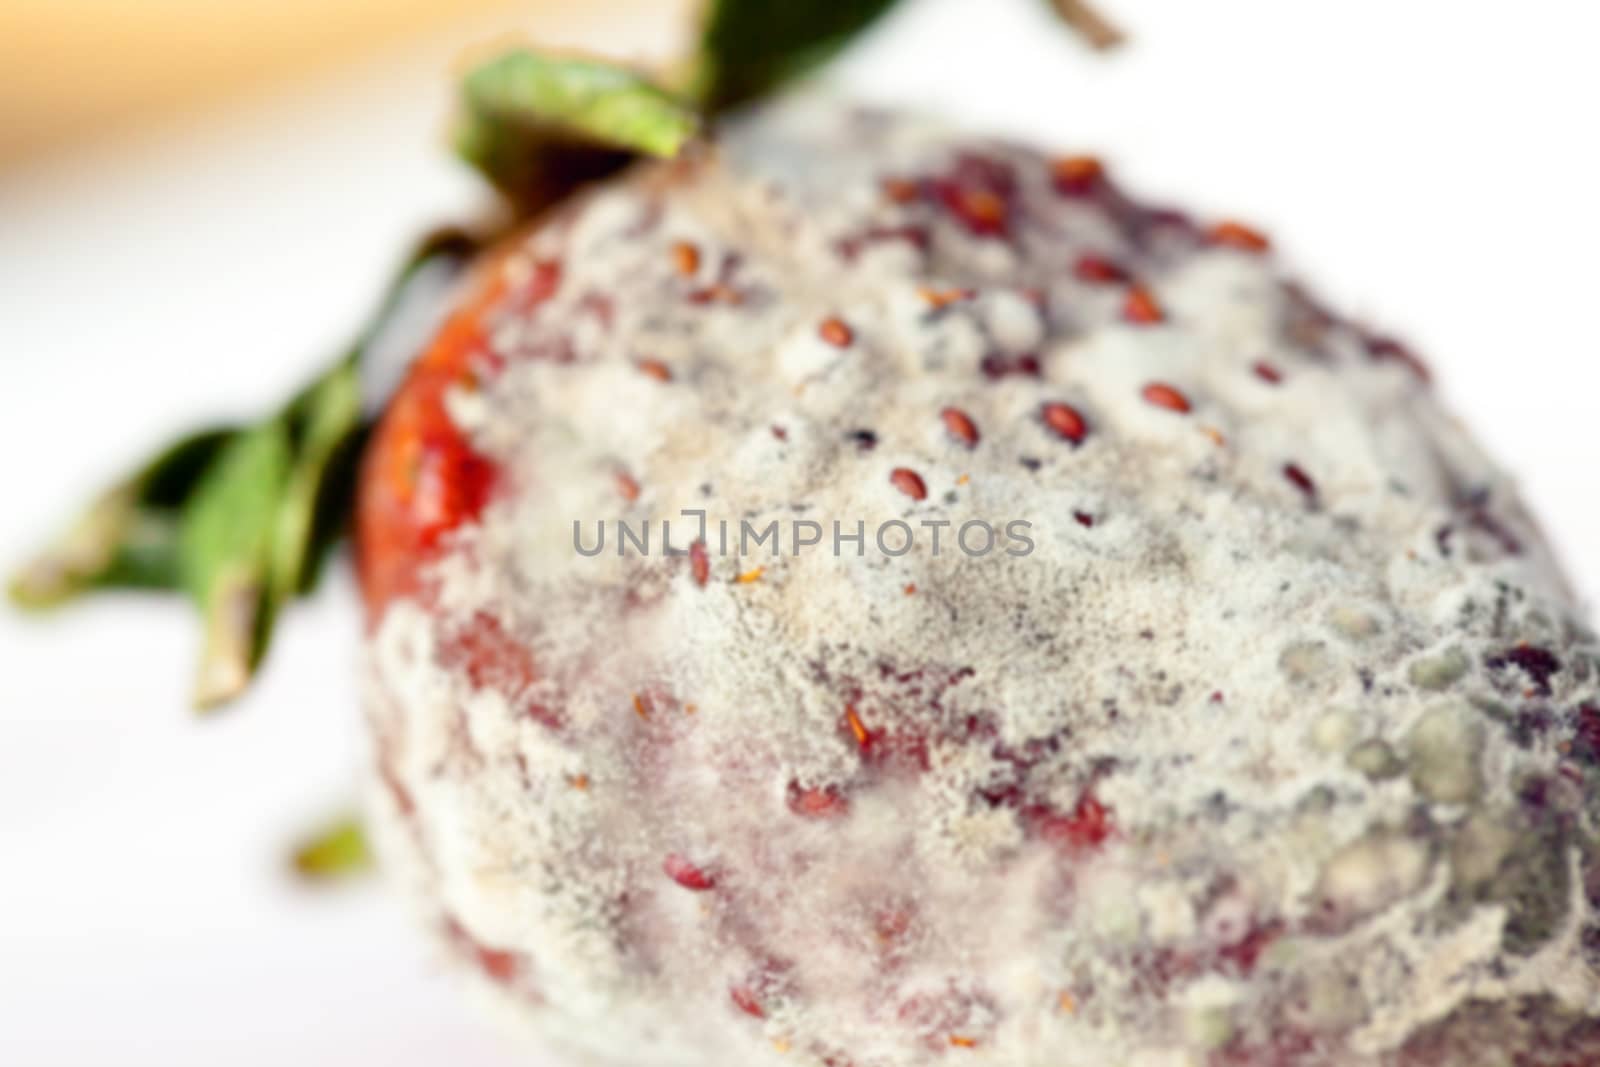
(1449, 805, 1573, 958)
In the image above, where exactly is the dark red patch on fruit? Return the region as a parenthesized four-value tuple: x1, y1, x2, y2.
(941, 407, 981, 447)
(841, 702, 933, 775)
(416, 440, 495, 528)
(1252, 361, 1283, 384)
(944, 187, 1007, 235)
(1141, 382, 1191, 413)
(890, 467, 928, 501)
(361, 382, 498, 613)
(1042, 401, 1089, 445)
(730, 985, 766, 1019)
(1216, 919, 1285, 977)
(930, 153, 1017, 237)
(502, 258, 563, 319)
(441, 612, 530, 692)
(1487, 644, 1562, 697)
(663, 853, 716, 891)
(1073, 510, 1095, 528)
(1026, 792, 1113, 851)
(980, 352, 1042, 380)
(1073, 254, 1128, 284)
(438, 612, 558, 729)
(472, 945, 519, 984)
(359, 256, 530, 617)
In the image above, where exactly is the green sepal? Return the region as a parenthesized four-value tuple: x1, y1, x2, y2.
(454, 50, 700, 205)
(181, 421, 295, 710)
(690, 0, 903, 112)
(290, 815, 373, 882)
(8, 428, 236, 609)
(272, 358, 363, 600)
(9, 230, 480, 710)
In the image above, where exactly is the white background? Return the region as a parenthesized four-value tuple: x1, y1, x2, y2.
(2, 1, 1597, 1063)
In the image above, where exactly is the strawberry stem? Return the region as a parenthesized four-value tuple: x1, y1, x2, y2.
(1049, 0, 1125, 50)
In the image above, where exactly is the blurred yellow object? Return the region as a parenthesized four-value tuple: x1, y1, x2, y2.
(0, 0, 614, 162)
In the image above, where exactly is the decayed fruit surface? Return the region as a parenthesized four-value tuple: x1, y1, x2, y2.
(357, 101, 1600, 1065)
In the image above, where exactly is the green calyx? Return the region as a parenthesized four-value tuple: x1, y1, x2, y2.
(689, 0, 902, 112)
(10, 230, 477, 710)
(453, 51, 701, 205)
(449, 0, 1120, 196)
(10, 428, 236, 609)
(448, 0, 929, 200)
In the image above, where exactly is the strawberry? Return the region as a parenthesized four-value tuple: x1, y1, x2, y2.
(14, 5, 1598, 1065)
(353, 100, 1600, 1067)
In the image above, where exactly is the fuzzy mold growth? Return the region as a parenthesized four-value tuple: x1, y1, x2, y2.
(357, 102, 1600, 1067)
